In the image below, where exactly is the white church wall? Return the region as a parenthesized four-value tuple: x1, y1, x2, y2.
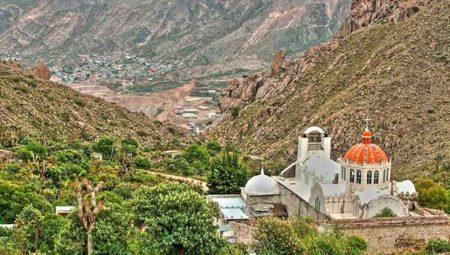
(361, 196, 408, 218)
(278, 182, 331, 222)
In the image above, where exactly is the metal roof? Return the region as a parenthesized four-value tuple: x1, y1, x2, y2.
(221, 208, 249, 220)
(209, 196, 246, 209)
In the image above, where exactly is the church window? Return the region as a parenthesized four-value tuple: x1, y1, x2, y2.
(383, 169, 386, 182)
(374, 170, 379, 184)
(341, 166, 344, 180)
(350, 169, 355, 183)
(315, 197, 321, 211)
(386, 168, 390, 182)
(356, 170, 362, 184)
(367, 170, 372, 184)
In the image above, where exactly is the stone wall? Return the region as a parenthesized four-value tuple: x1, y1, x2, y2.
(336, 216, 450, 254)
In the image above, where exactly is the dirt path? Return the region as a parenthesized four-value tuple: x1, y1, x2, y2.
(149, 171, 208, 192)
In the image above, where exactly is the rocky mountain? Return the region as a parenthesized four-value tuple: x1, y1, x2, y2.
(0, 61, 188, 146)
(211, 0, 450, 178)
(0, 0, 350, 83)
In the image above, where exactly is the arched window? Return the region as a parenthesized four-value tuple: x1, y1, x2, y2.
(367, 170, 372, 184)
(341, 166, 344, 180)
(343, 167, 346, 180)
(356, 170, 362, 184)
(350, 169, 355, 183)
(374, 170, 379, 184)
(314, 197, 321, 211)
(386, 168, 390, 182)
(383, 169, 386, 182)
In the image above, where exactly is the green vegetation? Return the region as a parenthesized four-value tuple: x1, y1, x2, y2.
(0, 137, 251, 254)
(208, 152, 249, 194)
(374, 207, 397, 218)
(416, 178, 450, 213)
(253, 217, 368, 255)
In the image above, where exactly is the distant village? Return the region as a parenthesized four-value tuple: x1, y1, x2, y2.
(0, 52, 223, 135)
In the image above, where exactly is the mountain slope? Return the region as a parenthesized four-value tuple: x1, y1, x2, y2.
(211, 0, 450, 178)
(0, 61, 187, 146)
(0, 0, 350, 82)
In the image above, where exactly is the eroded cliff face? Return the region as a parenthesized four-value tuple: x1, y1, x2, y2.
(212, 0, 450, 178)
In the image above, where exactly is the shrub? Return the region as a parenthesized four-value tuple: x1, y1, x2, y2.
(5, 163, 21, 175)
(375, 207, 396, 218)
(425, 238, 450, 253)
(59, 111, 71, 122)
(346, 235, 368, 255)
(230, 105, 240, 118)
(135, 156, 152, 170)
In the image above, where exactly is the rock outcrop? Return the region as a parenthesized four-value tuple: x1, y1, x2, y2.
(31, 59, 52, 80)
(271, 49, 286, 75)
(338, 0, 428, 37)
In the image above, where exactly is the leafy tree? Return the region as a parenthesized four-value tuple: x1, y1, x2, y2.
(120, 138, 139, 156)
(53, 149, 83, 164)
(183, 144, 210, 166)
(219, 243, 248, 255)
(305, 232, 347, 255)
(375, 207, 397, 218)
(208, 152, 248, 194)
(92, 136, 115, 160)
(132, 183, 223, 255)
(14, 205, 44, 254)
(92, 206, 134, 255)
(206, 140, 222, 156)
(18, 140, 48, 161)
(253, 218, 304, 255)
(0, 181, 52, 224)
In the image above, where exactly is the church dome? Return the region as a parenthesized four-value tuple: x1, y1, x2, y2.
(244, 169, 279, 195)
(343, 129, 388, 165)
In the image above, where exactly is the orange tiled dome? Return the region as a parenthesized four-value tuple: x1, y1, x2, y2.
(343, 129, 388, 165)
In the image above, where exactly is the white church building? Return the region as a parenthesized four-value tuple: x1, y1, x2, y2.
(210, 125, 418, 223)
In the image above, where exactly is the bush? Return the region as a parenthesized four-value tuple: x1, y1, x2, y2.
(346, 235, 368, 255)
(5, 163, 21, 175)
(135, 156, 152, 170)
(416, 179, 449, 211)
(425, 238, 450, 253)
(375, 207, 396, 218)
(230, 105, 240, 118)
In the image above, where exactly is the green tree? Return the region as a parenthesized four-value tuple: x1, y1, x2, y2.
(14, 205, 44, 254)
(206, 141, 222, 156)
(183, 144, 210, 166)
(92, 206, 134, 255)
(253, 218, 304, 255)
(92, 136, 115, 160)
(132, 183, 223, 255)
(120, 138, 139, 156)
(208, 152, 248, 194)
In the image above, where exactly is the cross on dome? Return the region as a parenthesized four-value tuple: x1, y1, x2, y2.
(364, 117, 371, 131)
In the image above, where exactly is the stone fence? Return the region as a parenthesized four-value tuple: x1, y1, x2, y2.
(333, 216, 450, 254)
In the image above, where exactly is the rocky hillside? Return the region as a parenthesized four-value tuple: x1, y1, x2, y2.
(0, 61, 188, 146)
(212, 0, 450, 178)
(0, 0, 350, 82)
